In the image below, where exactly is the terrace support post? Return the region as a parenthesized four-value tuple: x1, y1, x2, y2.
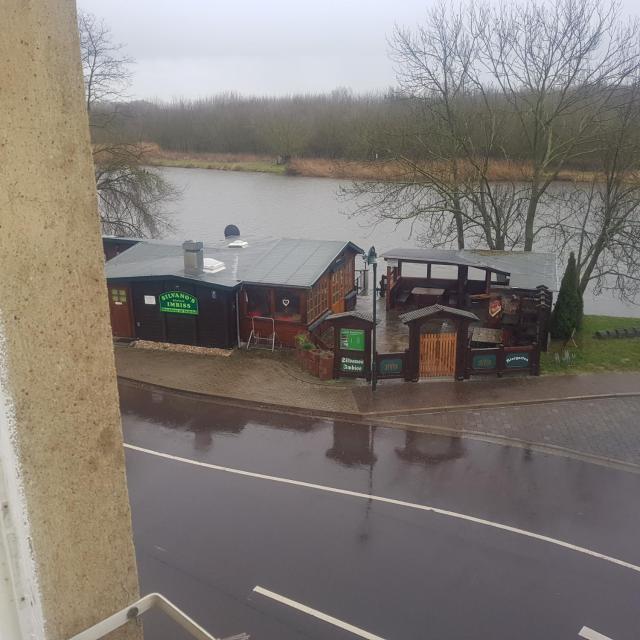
(532, 342, 541, 376)
(455, 320, 470, 381)
(497, 344, 506, 377)
(457, 265, 468, 309)
(405, 323, 420, 382)
(0, 2, 141, 638)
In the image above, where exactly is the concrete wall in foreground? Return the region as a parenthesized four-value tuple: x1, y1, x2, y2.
(0, 2, 141, 639)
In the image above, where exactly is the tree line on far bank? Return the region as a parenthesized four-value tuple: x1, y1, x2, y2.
(97, 86, 639, 172)
(84, 0, 640, 308)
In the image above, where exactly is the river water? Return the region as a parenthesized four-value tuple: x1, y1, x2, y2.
(160, 166, 640, 317)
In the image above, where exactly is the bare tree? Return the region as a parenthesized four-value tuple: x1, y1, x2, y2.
(78, 11, 178, 238)
(345, 4, 486, 249)
(78, 12, 132, 121)
(344, 3, 531, 250)
(345, 0, 640, 253)
(475, 0, 640, 250)
(547, 80, 640, 303)
(93, 144, 179, 237)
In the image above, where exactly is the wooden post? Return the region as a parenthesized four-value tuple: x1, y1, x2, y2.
(405, 323, 420, 381)
(269, 288, 276, 315)
(454, 319, 469, 381)
(532, 342, 541, 376)
(497, 344, 505, 377)
(457, 265, 468, 309)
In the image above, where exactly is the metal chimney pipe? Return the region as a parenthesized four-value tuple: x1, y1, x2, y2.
(182, 240, 204, 275)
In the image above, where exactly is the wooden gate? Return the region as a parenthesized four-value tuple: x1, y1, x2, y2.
(420, 332, 457, 377)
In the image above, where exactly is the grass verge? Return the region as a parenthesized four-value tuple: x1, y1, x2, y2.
(136, 143, 601, 182)
(147, 157, 286, 174)
(542, 315, 640, 374)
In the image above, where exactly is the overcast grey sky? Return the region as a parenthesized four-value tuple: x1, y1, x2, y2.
(76, 0, 640, 101)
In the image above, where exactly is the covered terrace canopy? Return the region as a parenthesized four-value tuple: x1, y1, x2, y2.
(382, 248, 558, 291)
(382, 247, 557, 311)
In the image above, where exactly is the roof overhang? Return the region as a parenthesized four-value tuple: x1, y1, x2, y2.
(383, 249, 511, 276)
(400, 304, 480, 324)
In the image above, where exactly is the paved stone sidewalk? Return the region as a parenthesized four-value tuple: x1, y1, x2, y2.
(115, 344, 640, 468)
(380, 397, 640, 468)
(115, 344, 361, 414)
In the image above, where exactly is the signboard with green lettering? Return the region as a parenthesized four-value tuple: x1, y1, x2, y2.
(339, 328, 365, 352)
(378, 356, 404, 377)
(340, 356, 365, 374)
(159, 291, 199, 315)
(472, 353, 497, 370)
(505, 352, 530, 369)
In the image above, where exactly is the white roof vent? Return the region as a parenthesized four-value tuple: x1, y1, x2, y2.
(203, 257, 226, 274)
(228, 239, 248, 248)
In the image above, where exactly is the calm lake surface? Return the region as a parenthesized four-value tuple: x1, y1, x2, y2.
(161, 166, 640, 318)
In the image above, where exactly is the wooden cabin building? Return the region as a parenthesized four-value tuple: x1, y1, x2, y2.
(103, 235, 361, 349)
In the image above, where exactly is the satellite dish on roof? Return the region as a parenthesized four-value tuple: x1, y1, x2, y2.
(224, 224, 240, 239)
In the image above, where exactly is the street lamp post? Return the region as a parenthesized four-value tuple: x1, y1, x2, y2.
(366, 246, 378, 391)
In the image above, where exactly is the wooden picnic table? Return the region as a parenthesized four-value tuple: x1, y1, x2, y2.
(472, 326, 503, 344)
(411, 287, 446, 296)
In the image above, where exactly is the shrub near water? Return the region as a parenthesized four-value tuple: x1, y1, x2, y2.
(551, 252, 584, 340)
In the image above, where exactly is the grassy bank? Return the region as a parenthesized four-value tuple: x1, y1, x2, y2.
(140, 143, 599, 182)
(142, 145, 286, 175)
(542, 315, 640, 374)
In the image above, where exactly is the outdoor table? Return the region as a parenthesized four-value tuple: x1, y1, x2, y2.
(411, 286, 445, 306)
(472, 326, 504, 344)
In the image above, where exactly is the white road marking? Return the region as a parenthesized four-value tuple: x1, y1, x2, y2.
(124, 443, 640, 575)
(253, 585, 386, 640)
(579, 626, 614, 640)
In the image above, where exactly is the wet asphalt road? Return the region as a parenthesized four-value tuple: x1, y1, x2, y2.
(119, 381, 640, 640)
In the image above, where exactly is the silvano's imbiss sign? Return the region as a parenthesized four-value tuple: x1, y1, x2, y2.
(159, 291, 199, 315)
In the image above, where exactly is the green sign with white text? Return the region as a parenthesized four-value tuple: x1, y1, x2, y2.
(159, 291, 199, 315)
(378, 357, 403, 377)
(340, 356, 365, 374)
(472, 353, 497, 370)
(505, 352, 530, 369)
(340, 328, 365, 351)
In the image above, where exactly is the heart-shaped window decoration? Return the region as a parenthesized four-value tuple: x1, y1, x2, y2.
(282, 298, 290, 307)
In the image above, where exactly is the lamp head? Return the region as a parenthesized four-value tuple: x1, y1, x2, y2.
(367, 246, 377, 265)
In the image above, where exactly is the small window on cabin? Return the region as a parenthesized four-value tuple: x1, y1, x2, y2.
(110, 288, 127, 304)
(247, 289, 270, 317)
(274, 289, 301, 322)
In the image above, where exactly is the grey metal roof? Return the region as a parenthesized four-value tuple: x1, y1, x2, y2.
(399, 304, 480, 324)
(382, 247, 558, 291)
(241, 238, 362, 287)
(324, 310, 376, 324)
(105, 237, 362, 289)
